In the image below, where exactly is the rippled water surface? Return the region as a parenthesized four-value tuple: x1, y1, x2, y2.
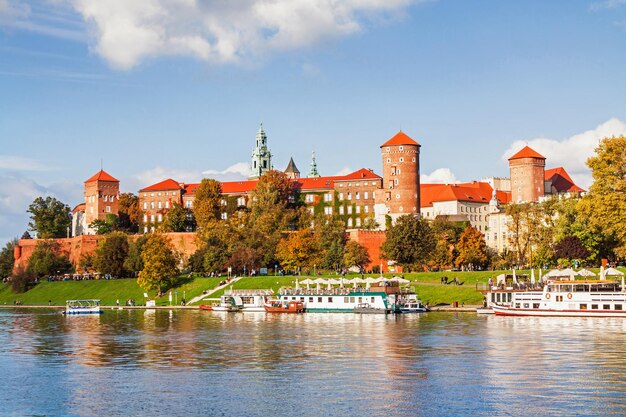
(1, 309, 625, 416)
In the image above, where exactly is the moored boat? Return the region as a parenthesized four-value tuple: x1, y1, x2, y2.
(480, 277, 626, 317)
(64, 299, 103, 315)
(264, 300, 304, 313)
(353, 303, 389, 314)
(212, 295, 242, 312)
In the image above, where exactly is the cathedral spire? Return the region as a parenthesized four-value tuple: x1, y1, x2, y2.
(308, 150, 320, 178)
(250, 123, 272, 179)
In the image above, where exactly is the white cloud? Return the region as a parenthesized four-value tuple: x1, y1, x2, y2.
(502, 118, 626, 189)
(203, 162, 249, 182)
(0, 0, 84, 41)
(420, 168, 459, 184)
(58, 0, 416, 69)
(335, 166, 354, 176)
(131, 166, 202, 191)
(590, 0, 626, 11)
(0, 174, 81, 246)
(0, 155, 55, 171)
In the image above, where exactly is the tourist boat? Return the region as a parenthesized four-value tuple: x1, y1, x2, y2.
(277, 281, 415, 313)
(212, 295, 242, 312)
(398, 300, 429, 313)
(211, 290, 273, 312)
(480, 278, 626, 317)
(264, 300, 305, 313)
(64, 299, 103, 315)
(353, 303, 389, 314)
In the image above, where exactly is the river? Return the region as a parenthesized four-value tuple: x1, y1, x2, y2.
(0, 309, 625, 416)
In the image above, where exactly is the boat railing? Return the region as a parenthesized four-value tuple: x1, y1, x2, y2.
(225, 289, 274, 296)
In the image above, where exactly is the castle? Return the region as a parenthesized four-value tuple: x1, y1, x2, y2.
(70, 126, 584, 260)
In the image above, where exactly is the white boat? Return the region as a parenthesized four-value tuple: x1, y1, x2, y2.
(64, 299, 103, 315)
(480, 278, 626, 317)
(397, 294, 428, 313)
(212, 295, 242, 312)
(212, 290, 273, 312)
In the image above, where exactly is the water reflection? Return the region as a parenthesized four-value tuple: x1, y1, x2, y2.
(1, 309, 626, 416)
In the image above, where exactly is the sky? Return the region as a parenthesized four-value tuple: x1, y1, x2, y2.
(1, 0, 626, 246)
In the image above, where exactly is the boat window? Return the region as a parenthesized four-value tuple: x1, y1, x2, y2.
(580, 304, 587, 310)
(491, 293, 495, 302)
(358, 297, 362, 303)
(507, 293, 512, 302)
(616, 304, 623, 311)
(371, 297, 375, 303)
(292, 297, 296, 300)
(318, 297, 322, 303)
(497, 293, 501, 303)
(533, 303, 539, 309)
(591, 304, 598, 310)
(344, 297, 349, 303)
(603, 304, 610, 310)
(515, 303, 520, 308)
(309, 297, 313, 302)
(300, 297, 305, 302)
(328, 297, 333, 303)
(350, 297, 355, 303)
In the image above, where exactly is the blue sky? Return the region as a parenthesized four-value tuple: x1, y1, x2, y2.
(1, 0, 626, 245)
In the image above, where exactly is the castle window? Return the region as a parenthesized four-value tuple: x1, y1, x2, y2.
(324, 206, 332, 215)
(364, 206, 369, 213)
(143, 215, 147, 222)
(356, 206, 360, 214)
(347, 218, 353, 227)
(386, 147, 390, 152)
(356, 218, 361, 227)
(355, 192, 360, 200)
(339, 206, 344, 215)
(348, 192, 352, 200)
(157, 214, 162, 222)
(103, 195, 108, 202)
(347, 206, 353, 215)
(150, 202, 155, 209)
(339, 193, 344, 201)
(397, 169, 401, 175)
(305, 194, 314, 203)
(237, 197, 246, 206)
(105, 206, 111, 213)
(221, 212, 227, 220)
(150, 214, 155, 222)
(412, 158, 416, 162)
(110, 195, 115, 202)
(396, 194, 400, 199)
(364, 192, 369, 199)
(143, 202, 147, 210)
(399, 157, 404, 163)
(165, 201, 170, 209)
(399, 146, 404, 151)
(386, 158, 391, 163)
(158, 201, 162, 209)
(324, 193, 332, 202)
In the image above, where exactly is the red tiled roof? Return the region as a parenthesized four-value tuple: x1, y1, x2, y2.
(221, 180, 258, 194)
(72, 203, 86, 214)
(420, 181, 510, 207)
(508, 146, 545, 160)
(140, 178, 183, 192)
(545, 167, 585, 193)
(380, 131, 420, 147)
(334, 168, 382, 181)
(85, 170, 119, 183)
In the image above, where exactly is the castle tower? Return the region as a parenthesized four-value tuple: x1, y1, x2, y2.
(308, 151, 320, 178)
(249, 124, 272, 179)
(83, 170, 120, 234)
(508, 146, 545, 203)
(284, 157, 300, 179)
(374, 131, 421, 227)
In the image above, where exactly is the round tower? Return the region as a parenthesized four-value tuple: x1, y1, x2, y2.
(508, 146, 545, 203)
(376, 131, 421, 223)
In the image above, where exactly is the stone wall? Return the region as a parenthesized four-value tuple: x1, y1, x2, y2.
(14, 232, 199, 273)
(347, 229, 394, 273)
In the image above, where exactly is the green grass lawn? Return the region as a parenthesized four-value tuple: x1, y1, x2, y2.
(2, 267, 623, 307)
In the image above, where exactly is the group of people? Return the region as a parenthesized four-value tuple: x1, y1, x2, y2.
(440, 276, 462, 285)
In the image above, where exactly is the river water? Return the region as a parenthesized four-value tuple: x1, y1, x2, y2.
(0, 309, 625, 416)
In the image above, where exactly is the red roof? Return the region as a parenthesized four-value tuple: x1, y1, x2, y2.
(420, 181, 510, 208)
(334, 168, 382, 181)
(72, 203, 86, 214)
(508, 146, 545, 160)
(85, 170, 119, 183)
(220, 180, 258, 194)
(545, 167, 585, 193)
(140, 178, 183, 192)
(380, 131, 420, 147)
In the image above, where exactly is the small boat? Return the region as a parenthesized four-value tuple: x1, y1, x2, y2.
(264, 300, 304, 313)
(398, 301, 428, 313)
(64, 299, 103, 315)
(353, 303, 389, 314)
(199, 304, 213, 311)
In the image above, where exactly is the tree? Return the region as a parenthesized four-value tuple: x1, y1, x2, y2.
(89, 214, 119, 235)
(315, 216, 347, 270)
(455, 226, 488, 270)
(94, 232, 129, 277)
(137, 234, 179, 296)
(505, 202, 541, 267)
(554, 235, 590, 262)
(160, 202, 189, 232)
(579, 135, 626, 258)
(193, 179, 223, 234)
(124, 235, 149, 275)
(27, 196, 71, 238)
(430, 217, 466, 269)
(10, 264, 37, 293)
(276, 229, 321, 272)
(0, 239, 17, 279)
(343, 241, 371, 272)
(118, 193, 141, 233)
(361, 216, 380, 231)
(26, 240, 73, 278)
(381, 215, 435, 269)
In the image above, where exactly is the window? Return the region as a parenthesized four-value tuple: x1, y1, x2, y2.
(580, 304, 587, 310)
(370, 297, 375, 303)
(221, 212, 227, 220)
(150, 214, 155, 222)
(399, 157, 404, 163)
(348, 192, 352, 200)
(364, 206, 369, 213)
(221, 199, 227, 206)
(339, 206, 344, 215)
(143, 214, 147, 222)
(318, 297, 322, 303)
(399, 146, 403, 151)
(356, 192, 360, 200)
(364, 191, 369, 199)
(394, 179, 398, 185)
(324, 193, 332, 202)
(165, 201, 170, 209)
(309, 297, 313, 302)
(356, 218, 361, 227)
(328, 297, 333, 303)
(143, 202, 147, 209)
(591, 304, 598, 310)
(396, 194, 400, 199)
(347, 206, 352, 215)
(237, 197, 246, 206)
(103, 195, 108, 202)
(324, 206, 332, 215)
(185, 200, 193, 208)
(347, 218, 353, 227)
(158, 192, 161, 196)
(157, 214, 162, 222)
(386, 147, 390, 152)
(143, 226, 148, 233)
(356, 206, 360, 214)
(305, 194, 314, 203)
(105, 206, 111, 213)
(150, 226, 155, 233)
(386, 158, 391, 163)
(616, 304, 623, 310)
(158, 201, 162, 209)
(603, 304, 610, 310)
(533, 303, 539, 309)
(339, 193, 344, 201)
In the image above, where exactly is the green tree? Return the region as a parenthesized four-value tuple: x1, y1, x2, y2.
(124, 235, 149, 275)
(0, 239, 17, 279)
(455, 226, 488, 269)
(89, 214, 119, 235)
(26, 240, 73, 278)
(160, 202, 189, 232)
(429, 217, 466, 269)
(118, 193, 140, 233)
(193, 179, 223, 234)
(10, 264, 37, 293)
(381, 215, 435, 269)
(343, 241, 371, 272)
(27, 196, 71, 238)
(138, 234, 179, 296)
(315, 215, 347, 271)
(94, 231, 129, 277)
(579, 135, 626, 258)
